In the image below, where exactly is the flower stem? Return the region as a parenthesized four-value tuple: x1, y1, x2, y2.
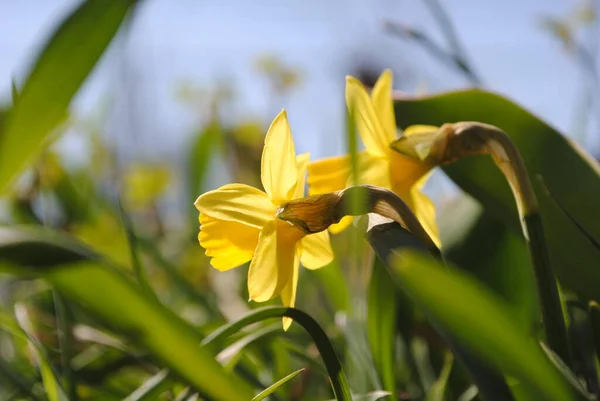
(524, 212, 572, 367)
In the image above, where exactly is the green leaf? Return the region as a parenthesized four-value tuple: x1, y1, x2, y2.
(0, 226, 254, 401)
(391, 251, 574, 401)
(203, 306, 352, 401)
(440, 195, 538, 329)
(188, 121, 223, 199)
(14, 303, 69, 401)
(251, 368, 306, 401)
(393, 90, 600, 302)
(425, 352, 453, 401)
(0, 0, 137, 192)
(123, 370, 171, 401)
(367, 258, 398, 399)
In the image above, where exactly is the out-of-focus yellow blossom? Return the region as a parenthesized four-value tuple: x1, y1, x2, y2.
(307, 70, 440, 246)
(194, 110, 334, 330)
(123, 163, 171, 210)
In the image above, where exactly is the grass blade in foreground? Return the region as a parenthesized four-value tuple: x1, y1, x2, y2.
(0, 226, 254, 401)
(0, 0, 138, 192)
(14, 304, 68, 401)
(251, 368, 306, 401)
(203, 306, 352, 401)
(367, 258, 398, 399)
(391, 251, 574, 401)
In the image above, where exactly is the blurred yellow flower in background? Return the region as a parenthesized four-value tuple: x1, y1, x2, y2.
(307, 70, 440, 246)
(194, 110, 334, 329)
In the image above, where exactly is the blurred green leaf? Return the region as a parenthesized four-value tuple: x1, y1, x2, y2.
(188, 121, 223, 199)
(440, 195, 538, 329)
(0, 226, 254, 401)
(0, 0, 137, 192)
(393, 90, 600, 302)
(15, 303, 69, 401)
(425, 352, 453, 401)
(123, 370, 171, 401)
(367, 258, 398, 399)
(391, 251, 574, 401)
(251, 368, 306, 401)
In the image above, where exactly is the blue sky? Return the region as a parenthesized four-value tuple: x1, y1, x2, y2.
(0, 0, 594, 161)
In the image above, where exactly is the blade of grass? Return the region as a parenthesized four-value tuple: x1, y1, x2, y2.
(426, 352, 454, 401)
(0, 0, 139, 191)
(251, 368, 306, 401)
(391, 251, 575, 401)
(367, 258, 398, 399)
(367, 219, 514, 401)
(0, 226, 254, 401)
(53, 292, 77, 400)
(14, 303, 69, 401)
(203, 306, 352, 401)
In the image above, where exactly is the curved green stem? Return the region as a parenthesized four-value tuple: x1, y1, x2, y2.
(203, 306, 352, 401)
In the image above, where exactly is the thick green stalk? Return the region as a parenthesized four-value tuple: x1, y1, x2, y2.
(524, 213, 572, 367)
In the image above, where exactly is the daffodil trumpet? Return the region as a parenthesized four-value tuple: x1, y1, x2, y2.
(276, 184, 439, 256)
(391, 121, 573, 369)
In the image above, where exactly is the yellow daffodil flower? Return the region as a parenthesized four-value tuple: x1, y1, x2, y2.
(194, 110, 334, 330)
(307, 70, 440, 246)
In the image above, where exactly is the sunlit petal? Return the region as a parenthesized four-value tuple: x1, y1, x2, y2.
(307, 154, 352, 196)
(346, 76, 390, 158)
(198, 214, 259, 271)
(403, 125, 439, 136)
(261, 110, 298, 202)
(409, 187, 441, 248)
(354, 153, 392, 189)
(248, 219, 303, 302)
(300, 230, 334, 270)
(194, 183, 275, 228)
(328, 216, 354, 234)
(370, 69, 397, 144)
(388, 151, 433, 196)
(280, 254, 300, 331)
(293, 153, 310, 199)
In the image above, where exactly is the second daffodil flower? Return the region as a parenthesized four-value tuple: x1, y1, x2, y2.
(194, 110, 334, 330)
(307, 70, 440, 246)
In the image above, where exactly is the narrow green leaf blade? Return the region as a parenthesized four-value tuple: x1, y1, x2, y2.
(367, 258, 398, 399)
(392, 251, 574, 401)
(0, 0, 137, 191)
(0, 227, 254, 401)
(14, 304, 69, 401)
(203, 306, 352, 401)
(251, 368, 306, 401)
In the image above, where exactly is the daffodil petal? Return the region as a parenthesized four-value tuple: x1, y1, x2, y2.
(300, 230, 334, 270)
(194, 183, 275, 228)
(328, 216, 354, 234)
(403, 125, 439, 136)
(294, 153, 310, 199)
(409, 188, 441, 249)
(248, 220, 301, 302)
(371, 69, 397, 144)
(346, 76, 390, 158)
(354, 153, 392, 189)
(307, 153, 367, 195)
(199, 214, 259, 271)
(280, 254, 300, 330)
(389, 151, 433, 195)
(261, 110, 298, 202)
